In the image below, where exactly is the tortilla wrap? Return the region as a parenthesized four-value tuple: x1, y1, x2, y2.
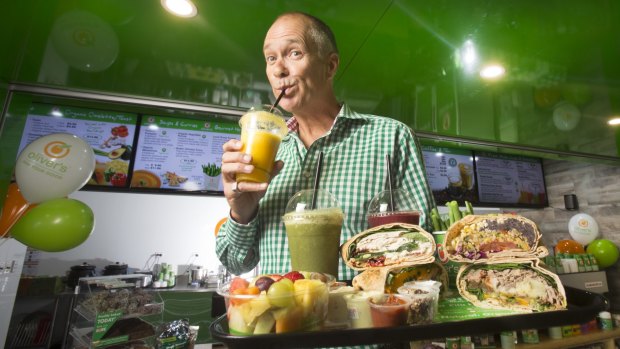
(341, 223, 436, 270)
(456, 260, 567, 312)
(445, 214, 548, 262)
(352, 262, 448, 293)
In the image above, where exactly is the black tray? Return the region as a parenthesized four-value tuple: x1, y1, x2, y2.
(210, 286, 608, 349)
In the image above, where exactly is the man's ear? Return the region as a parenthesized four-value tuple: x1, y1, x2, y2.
(326, 53, 339, 80)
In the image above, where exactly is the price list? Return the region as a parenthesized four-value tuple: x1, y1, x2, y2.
(19, 103, 138, 187)
(132, 115, 240, 191)
(475, 152, 546, 206)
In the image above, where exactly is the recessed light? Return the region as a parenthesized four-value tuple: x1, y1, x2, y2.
(479, 64, 505, 79)
(161, 0, 197, 18)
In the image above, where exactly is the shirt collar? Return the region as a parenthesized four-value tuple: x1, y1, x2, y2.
(285, 103, 362, 133)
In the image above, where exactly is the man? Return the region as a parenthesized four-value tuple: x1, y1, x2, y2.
(216, 12, 435, 283)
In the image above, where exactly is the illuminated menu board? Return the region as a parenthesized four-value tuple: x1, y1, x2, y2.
(474, 151, 548, 207)
(18, 103, 139, 188)
(421, 145, 478, 205)
(131, 115, 240, 192)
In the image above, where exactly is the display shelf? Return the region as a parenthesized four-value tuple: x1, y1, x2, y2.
(514, 328, 620, 349)
(210, 287, 607, 349)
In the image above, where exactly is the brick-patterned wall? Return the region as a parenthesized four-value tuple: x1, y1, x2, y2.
(511, 159, 620, 310)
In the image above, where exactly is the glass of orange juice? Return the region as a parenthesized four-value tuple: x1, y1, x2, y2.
(236, 105, 288, 183)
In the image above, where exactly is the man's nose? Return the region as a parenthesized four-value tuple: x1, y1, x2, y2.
(272, 60, 288, 78)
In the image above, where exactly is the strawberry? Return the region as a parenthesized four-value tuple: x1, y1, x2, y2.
(283, 271, 305, 282)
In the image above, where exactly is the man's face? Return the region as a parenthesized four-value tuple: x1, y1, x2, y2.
(263, 15, 336, 114)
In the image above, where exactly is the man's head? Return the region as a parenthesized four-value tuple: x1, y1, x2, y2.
(263, 12, 339, 114)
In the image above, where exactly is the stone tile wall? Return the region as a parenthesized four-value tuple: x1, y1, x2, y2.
(511, 159, 620, 310)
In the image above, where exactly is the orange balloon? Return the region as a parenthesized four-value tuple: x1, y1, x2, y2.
(214, 217, 227, 237)
(555, 239, 585, 254)
(0, 183, 33, 238)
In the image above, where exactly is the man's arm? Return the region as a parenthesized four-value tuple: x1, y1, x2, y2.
(396, 127, 437, 232)
(215, 216, 260, 275)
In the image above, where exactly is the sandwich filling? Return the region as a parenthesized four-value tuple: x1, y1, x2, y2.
(449, 217, 536, 260)
(461, 264, 565, 311)
(347, 229, 433, 268)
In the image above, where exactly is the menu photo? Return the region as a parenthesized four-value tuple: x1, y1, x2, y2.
(19, 103, 139, 188)
(421, 145, 478, 205)
(131, 115, 240, 192)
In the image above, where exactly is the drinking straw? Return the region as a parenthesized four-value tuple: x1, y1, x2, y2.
(310, 151, 324, 209)
(269, 88, 286, 113)
(385, 154, 395, 211)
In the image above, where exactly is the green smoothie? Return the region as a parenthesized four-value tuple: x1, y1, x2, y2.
(282, 207, 344, 277)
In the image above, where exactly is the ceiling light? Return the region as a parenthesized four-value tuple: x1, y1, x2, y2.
(608, 117, 620, 126)
(161, 0, 197, 18)
(479, 64, 506, 80)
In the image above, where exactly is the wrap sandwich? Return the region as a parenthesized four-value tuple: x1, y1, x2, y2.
(445, 214, 548, 262)
(341, 223, 436, 270)
(456, 261, 567, 312)
(352, 262, 448, 293)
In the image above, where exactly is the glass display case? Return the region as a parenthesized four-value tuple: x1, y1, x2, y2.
(67, 274, 163, 349)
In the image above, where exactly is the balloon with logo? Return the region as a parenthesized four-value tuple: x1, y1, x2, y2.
(9, 198, 95, 252)
(568, 213, 599, 245)
(0, 183, 35, 238)
(586, 239, 620, 269)
(15, 133, 95, 203)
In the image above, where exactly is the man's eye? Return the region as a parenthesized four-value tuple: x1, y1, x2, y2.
(290, 51, 302, 58)
(266, 56, 276, 63)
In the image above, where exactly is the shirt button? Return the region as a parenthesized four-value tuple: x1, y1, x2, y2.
(303, 171, 312, 178)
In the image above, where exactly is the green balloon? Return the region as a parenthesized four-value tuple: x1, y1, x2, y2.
(10, 198, 94, 252)
(586, 239, 619, 268)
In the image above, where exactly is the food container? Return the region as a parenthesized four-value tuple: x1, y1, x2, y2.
(217, 273, 330, 335)
(397, 280, 441, 325)
(368, 293, 412, 328)
(343, 291, 382, 329)
(326, 282, 356, 328)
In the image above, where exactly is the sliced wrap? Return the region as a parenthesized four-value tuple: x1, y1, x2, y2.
(341, 223, 436, 270)
(456, 261, 567, 312)
(352, 262, 448, 293)
(445, 214, 548, 262)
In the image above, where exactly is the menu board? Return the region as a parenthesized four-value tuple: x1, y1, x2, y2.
(475, 151, 547, 207)
(18, 103, 138, 187)
(131, 115, 240, 192)
(421, 145, 478, 205)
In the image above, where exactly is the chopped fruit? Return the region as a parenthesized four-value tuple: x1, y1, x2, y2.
(253, 312, 276, 334)
(246, 292, 271, 323)
(229, 277, 250, 293)
(293, 279, 329, 316)
(254, 276, 275, 292)
(227, 305, 253, 335)
(267, 278, 295, 308)
(274, 306, 303, 333)
(266, 274, 284, 282)
(283, 271, 305, 282)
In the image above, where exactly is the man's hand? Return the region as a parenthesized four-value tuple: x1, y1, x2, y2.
(221, 139, 284, 224)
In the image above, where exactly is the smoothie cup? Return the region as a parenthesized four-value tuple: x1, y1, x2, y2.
(282, 189, 344, 277)
(367, 189, 420, 228)
(236, 105, 288, 183)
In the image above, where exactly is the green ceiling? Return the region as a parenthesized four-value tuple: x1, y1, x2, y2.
(2, 0, 620, 162)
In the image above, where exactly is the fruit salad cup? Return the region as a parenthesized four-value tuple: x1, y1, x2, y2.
(218, 271, 332, 335)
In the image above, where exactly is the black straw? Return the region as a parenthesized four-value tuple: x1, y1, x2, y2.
(386, 154, 395, 211)
(269, 89, 286, 113)
(311, 152, 324, 209)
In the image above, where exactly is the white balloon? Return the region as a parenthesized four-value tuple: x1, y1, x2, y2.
(568, 213, 599, 245)
(15, 133, 95, 203)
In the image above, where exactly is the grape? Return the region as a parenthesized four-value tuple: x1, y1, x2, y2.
(267, 278, 295, 308)
(254, 276, 275, 292)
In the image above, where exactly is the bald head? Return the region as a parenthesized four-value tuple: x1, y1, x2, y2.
(272, 12, 339, 59)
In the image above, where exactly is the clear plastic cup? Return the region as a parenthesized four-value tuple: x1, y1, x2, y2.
(343, 291, 381, 329)
(367, 189, 420, 228)
(236, 105, 287, 183)
(282, 189, 344, 276)
(397, 280, 441, 325)
(368, 293, 412, 328)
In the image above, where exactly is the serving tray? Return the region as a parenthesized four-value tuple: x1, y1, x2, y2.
(210, 286, 608, 349)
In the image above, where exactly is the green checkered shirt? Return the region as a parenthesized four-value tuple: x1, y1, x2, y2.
(216, 103, 435, 282)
